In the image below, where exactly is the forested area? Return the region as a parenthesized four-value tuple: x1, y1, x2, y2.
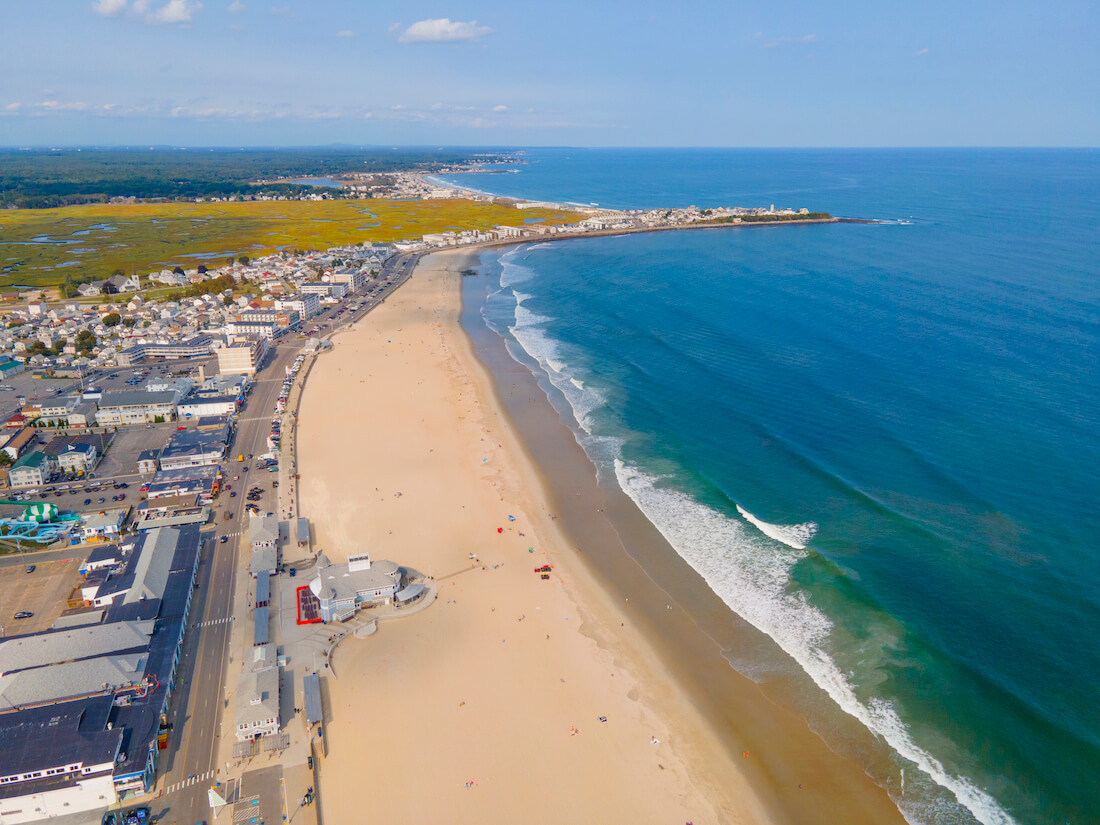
(0, 147, 477, 208)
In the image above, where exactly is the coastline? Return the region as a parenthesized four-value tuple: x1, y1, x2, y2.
(299, 248, 756, 824)
(298, 247, 909, 824)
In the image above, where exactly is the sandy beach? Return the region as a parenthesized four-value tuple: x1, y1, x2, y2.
(298, 249, 908, 824)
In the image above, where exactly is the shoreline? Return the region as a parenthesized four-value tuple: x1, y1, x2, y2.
(298, 248, 908, 825)
(459, 251, 911, 825)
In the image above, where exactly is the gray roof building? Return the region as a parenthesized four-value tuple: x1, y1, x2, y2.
(249, 514, 278, 551)
(308, 553, 403, 623)
(235, 667, 280, 742)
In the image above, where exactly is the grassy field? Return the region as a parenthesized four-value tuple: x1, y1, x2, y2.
(0, 198, 575, 289)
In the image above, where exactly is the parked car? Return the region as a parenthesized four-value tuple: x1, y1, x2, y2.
(25, 564, 35, 573)
(14, 611, 33, 619)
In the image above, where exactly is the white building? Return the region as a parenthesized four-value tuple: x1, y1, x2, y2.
(275, 293, 321, 320)
(235, 667, 280, 742)
(217, 337, 269, 376)
(95, 390, 180, 426)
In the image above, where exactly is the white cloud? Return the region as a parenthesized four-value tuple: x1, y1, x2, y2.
(914, 47, 929, 56)
(93, 0, 128, 16)
(147, 0, 202, 24)
(228, 0, 245, 12)
(492, 104, 508, 112)
(5, 102, 22, 111)
(398, 18, 492, 44)
(37, 101, 91, 111)
(752, 32, 817, 49)
(336, 29, 353, 37)
(133, 0, 149, 13)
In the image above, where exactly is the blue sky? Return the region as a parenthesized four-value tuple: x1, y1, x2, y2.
(0, 1, 1096, 146)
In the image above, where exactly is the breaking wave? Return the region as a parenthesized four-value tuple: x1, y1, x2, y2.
(736, 504, 817, 549)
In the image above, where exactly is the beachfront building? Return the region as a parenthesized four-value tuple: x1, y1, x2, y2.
(144, 465, 220, 503)
(249, 514, 278, 553)
(275, 294, 321, 321)
(157, 425, 230, 470)
(177, 393, 238, 419)
(217, 338, 269, 375)
(329, 270, 367, 292)
(308, 553, 403, 622)
(235, 667, 280, 742)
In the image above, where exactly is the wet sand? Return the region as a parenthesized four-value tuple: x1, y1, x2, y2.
(299, 248, 907, 825)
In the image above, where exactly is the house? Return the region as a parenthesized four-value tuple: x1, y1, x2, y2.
(42, 435, 103, 474)
(137, 449, 159, 474)
(1, 427, 39, 461)
(81, 507, 129, 541)
(9, 450, 49, 487)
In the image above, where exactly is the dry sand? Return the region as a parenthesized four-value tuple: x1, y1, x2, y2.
(298, 250, 772, 824)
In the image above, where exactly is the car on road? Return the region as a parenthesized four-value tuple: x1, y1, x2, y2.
(84, 498, 92, 505)
(220, 535, 228, 543)
(98, 497, 106, 503)
(229, 491, 237, 497)
(14, 611, 33, 619)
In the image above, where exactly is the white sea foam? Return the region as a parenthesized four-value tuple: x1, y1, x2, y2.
(614, 461, 1019, 825)
(509, 294, 602, 428)
(498, 249, 536, 289)
(736, 505, 817, 549)
(495, 246, 1015, 825)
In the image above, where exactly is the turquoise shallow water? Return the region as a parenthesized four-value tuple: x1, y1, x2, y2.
(445, 149, 1100, 825)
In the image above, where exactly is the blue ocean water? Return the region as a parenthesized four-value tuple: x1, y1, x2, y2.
(444, 149, 1100, 825)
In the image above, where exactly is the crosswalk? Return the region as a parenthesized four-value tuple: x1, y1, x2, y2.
(163, 770, 215, 795)
(194, 616, 233, 628)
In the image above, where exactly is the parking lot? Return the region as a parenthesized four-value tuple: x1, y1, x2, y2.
(0, 556, 83, 635)
(93, 423, 183, 479)
(0, 357, 215, 427)
(0, 477, 135, 523)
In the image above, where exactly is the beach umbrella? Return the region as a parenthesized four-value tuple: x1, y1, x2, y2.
(497, 527, 503, 534)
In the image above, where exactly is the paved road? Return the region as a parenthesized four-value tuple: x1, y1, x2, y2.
(145, 256, 415, 825)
